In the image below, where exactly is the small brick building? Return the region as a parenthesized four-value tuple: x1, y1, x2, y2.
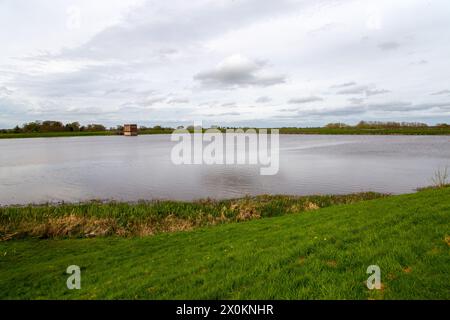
(124, 124, 138, 136)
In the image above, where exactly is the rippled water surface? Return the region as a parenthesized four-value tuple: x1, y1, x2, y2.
(0, 135, 449, 205)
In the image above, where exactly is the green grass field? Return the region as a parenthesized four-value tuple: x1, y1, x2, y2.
(0, 188, 449, 300)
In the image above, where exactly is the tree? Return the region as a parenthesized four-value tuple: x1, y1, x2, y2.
(65, 122, 80, 132)
(325, 123, 349, 129)
(23, 121, 42, 132)
(41, 121, 64, 132)
(85, 124, 106, 132)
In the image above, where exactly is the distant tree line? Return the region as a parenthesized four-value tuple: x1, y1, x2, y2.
(1, 121, 107, 134)
(325, 121, 449, 129)
(0, 121, 179, 134)
(1, 120, 449, 134)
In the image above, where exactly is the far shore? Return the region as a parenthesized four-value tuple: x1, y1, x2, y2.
(1, 126, 450, 139)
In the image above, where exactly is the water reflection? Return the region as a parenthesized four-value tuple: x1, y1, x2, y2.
(0, 135, 449, 205)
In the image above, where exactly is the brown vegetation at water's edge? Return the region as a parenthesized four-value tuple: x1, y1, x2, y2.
(0, 193, 385, 240)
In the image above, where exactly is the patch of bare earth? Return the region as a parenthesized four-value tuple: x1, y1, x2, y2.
(403, 267, 412, 274)
(326, 260, 338, 268)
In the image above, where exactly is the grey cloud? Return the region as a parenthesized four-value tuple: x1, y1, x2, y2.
(330, 82, 356, 89)
(366, 89, 391, 96)
(158, 48, 178, 55)
(139, 96, 167, 107)
(167, 98, 190, 104)
(204, 112, 241, 117)
(348, 97, 366, 105)
(308, 22, 342, 35)
(431, 90, 450, 96)
(118, 102, 151, 112)
(410, 60, 428, 65)
(0, 86, 13, 96)
(194, 55, 285, 89)
(288, 96, 324, 104)
(369, 101, 413, 111)
(199, 101, 218, 107)
(255, 96, 272, 103)
(276, 105, 366, 118)
(337, 85, 390, 96)
(298, 105, 367, 117)
(0, 96, 29, 116)
(9, 62, 142, 98)
(221, 102, 236, 107)
(378, 42, 401, 51)
(369, 101, 450, 112)
(279, 107, 299, 112)
(58, 107, 115, 116)
(336, 85, 369, 95)
(104, 88, 154, 97)
(118, 95, 167, 110)
(413, 102, 450, 110)
(25, 103, 119, 120)
(48, 0, 302, 61)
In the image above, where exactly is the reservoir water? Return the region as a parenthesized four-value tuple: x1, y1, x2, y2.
(0, 135, 449, 205)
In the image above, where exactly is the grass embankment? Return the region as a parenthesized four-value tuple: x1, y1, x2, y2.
(0, 188, 449, 299)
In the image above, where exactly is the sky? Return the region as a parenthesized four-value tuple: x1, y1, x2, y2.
(0, 0, 450, 128)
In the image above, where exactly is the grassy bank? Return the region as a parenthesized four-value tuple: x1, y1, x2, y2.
(0, 187, 449, 299)
(0, 193, 384, 240)
(1, 126, 449, 139)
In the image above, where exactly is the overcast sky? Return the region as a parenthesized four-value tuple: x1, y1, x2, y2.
(1, 0, 450, 128)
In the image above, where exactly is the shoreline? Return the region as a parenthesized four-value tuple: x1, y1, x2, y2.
(1, 192, 387, 240)
(0, 191, 390, 208)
